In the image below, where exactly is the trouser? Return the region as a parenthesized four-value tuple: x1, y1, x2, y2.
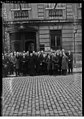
(54, 65, 58, 75)
(15, 69, 19, 76)
(10, 65, 14, 75)
(68, 65, 73, 74)
(3, 68, 8, 77)
(42, 65, 47, 75)
(39, 65, 43, 75)
(58, 65, 62, 75)
(36, 66, 40, 75)
(49, 69, 52, 75)
(29, 69, 35, 76)
(22, 63, 26, 75)
(62, 69, 67, 75)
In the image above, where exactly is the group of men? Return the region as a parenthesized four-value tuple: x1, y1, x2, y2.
(2, 49, 73, 77)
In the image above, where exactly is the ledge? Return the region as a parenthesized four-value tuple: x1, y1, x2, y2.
(45, 7, 66, 10)
(3, 19, 82, 26)
(11, 8, 31, 11)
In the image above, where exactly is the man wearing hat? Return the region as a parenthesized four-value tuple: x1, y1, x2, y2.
(67, 51, 73, 74)
(61, 52, 68, 75)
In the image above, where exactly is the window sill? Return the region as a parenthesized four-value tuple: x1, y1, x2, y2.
(45, 7, 65, 10)
(11, 8, 31, 11)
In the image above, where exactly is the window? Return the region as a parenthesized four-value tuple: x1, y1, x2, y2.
(14, 10, 29, 18)
(50, 30, 62, 50)
(46, 3, 64, 17)
(13, 4, 16, 9)
(24, 3, 30, 8)
(49, 9, 63, 17)
(46, 3, 66, 9)
(13, 4, 19, 9)
(46, 3, 55, 9)
(11, 3, 31, 11)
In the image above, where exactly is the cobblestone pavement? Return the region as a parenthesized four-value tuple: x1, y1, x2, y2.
(2, 73, 82, 116)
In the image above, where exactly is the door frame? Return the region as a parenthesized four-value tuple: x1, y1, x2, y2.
(50, 30, 62, 50)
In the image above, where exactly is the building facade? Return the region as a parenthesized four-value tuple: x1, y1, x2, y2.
(2, 3, 82, 61)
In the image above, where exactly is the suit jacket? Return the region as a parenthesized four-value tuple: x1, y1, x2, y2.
(68, 53, 73, 64)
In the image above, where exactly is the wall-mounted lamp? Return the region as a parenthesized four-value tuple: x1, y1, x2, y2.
(20, 25, 24, 29)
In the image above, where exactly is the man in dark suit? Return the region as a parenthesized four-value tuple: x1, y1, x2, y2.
(39, 52, 44, 75)
(9, 53, 14, 75)
(25, 51, 29, 75)
(22, 52, 26, 76)
(15, 52, 20, 76)
(54, 52, 59, 75)
(2, 53, 9, 77)
(62, 52, 68, 75)
(36, 52, 40, 75)
(58, 50, 62, 75)
(32, 51, 37, 76)
(67, 51, 73, 74)
(18, 52, 22, 75)
(2, 54, 5, 77)
(51, 53, 55, 75)
(42, 53, 47, 75)
(28, 53, 35, 76)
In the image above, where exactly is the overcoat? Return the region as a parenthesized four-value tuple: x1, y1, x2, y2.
(15, 56, 20, 69)
(36, 55, 40, 74)
(28, 55, 35, 75)
(47, 57, 52, 71)
(62, 55, 68, 70)
(67, 53, 73, 67)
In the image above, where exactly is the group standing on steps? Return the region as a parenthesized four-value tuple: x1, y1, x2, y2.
(2, 49, 73, 77)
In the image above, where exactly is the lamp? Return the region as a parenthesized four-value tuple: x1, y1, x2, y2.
(20, 24, 24, 29)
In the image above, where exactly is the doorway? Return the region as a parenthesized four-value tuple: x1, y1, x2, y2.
(25, 31, 36, 52)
